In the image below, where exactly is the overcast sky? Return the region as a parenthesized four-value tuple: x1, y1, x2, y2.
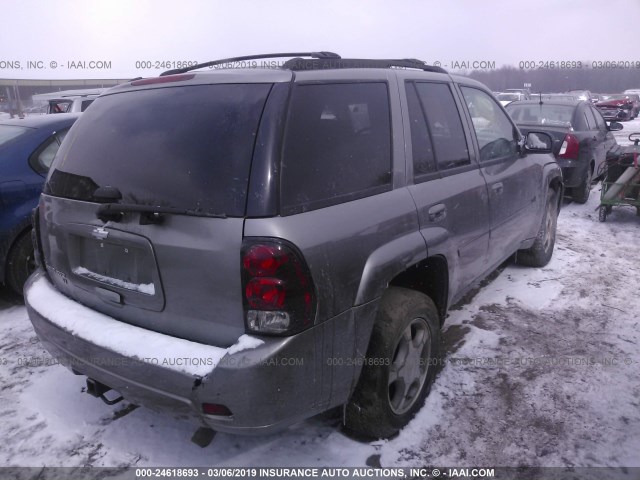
(1, 0, 639, 80)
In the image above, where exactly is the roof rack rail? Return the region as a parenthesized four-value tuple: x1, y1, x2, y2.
(160, 51, 341, 76)
(282, 57, 447, 73)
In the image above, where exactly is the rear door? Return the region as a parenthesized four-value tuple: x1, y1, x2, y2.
(403, 80, 491, 300)
(41, 82, 273, 347)
(578, 105, 606, 176)
(591, 106, 617, 170)
(459, 86, 542, 268)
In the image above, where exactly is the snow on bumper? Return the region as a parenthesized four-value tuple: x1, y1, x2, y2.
(25, 272, 262, 377)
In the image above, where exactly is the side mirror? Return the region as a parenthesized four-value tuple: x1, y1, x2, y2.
(607, 121, 623, 131)
(524, 132, 553, 154)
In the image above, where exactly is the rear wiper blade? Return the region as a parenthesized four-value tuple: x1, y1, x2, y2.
(96, 203, 226, 224)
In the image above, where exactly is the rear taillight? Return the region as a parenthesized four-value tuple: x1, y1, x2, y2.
(558, 133, 580, 160)
(241, 239, 317, 335)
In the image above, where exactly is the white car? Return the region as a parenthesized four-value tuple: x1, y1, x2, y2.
(497, 92, 525, 106)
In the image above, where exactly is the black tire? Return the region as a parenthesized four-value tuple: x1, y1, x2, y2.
(599, 205, 608, 222)
(516, 188, 558, 267)
(572, 166, 593, 204)
(5, 231, 35, 296)
(344, 287, 441, 439)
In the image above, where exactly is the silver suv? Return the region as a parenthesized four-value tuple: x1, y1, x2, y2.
(25, 52, 563, 439)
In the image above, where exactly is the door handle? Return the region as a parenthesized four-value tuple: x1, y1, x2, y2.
(428, 204, 447, 222)
(491, 182, 504, 195)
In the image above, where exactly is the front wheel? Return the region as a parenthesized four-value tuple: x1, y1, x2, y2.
(516, 188, 558, 267)
(344, 287, 441, 439)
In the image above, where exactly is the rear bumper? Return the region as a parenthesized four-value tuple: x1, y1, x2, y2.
(25, 270, 377, 434)
(557, 158, 588, 188)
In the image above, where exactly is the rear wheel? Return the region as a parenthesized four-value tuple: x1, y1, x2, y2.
(516, 188, 558, 267)
(573, 167, 593, 204)
(344, 287, 440, 439)
(5, 231, 35, 296)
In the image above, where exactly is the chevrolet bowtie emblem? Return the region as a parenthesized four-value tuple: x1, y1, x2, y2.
(91, 227, 109, 240)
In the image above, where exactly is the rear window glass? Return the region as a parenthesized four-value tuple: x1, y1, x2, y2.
(47, 84, 271, 217)
(281, 82, 392, 213)
(506, 104, 574, 127)
(0, 125, 29, 146)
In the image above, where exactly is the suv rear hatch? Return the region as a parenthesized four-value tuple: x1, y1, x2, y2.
(40, 81, 273, 347)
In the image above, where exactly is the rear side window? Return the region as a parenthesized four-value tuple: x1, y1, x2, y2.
(406, 83, 436, 178)
(48, 84, 271, 217)
(414, 82, 470, 170)
(281, 82, 392, 214)
(29, 128, 70, 174)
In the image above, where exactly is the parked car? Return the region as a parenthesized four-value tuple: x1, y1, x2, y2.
(595, 94, 636, 121)
(506, 99, 621, 203)
(536, 93, 580, 102)
(0, 113, 79, 294)
(623, 89, 640, 95)
(568, 90, 593, 103)
(504, 88, 531, 99)
(47, 94, 98, 114)
(624, 93, 640, 117)
(496, 92, 526, 106)
(25, 53, 562, 440)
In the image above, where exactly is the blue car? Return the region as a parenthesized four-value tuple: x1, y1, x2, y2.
(1, 113, 79, 294)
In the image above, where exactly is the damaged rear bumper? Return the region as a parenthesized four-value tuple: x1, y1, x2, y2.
(25, 270, 376, 434)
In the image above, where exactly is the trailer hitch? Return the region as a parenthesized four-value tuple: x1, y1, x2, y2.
(86, 378, 124, 406)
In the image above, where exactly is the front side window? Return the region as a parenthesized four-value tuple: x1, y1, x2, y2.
(591, 107, 607, 130)
(281, 82, 392, 213)
(463, 87, 518, 161)
(49, 100, 72, 114)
